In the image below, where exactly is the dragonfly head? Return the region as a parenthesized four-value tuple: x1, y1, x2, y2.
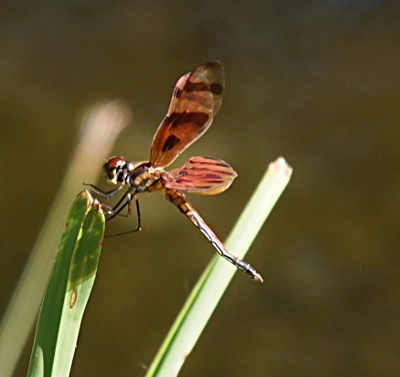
(103, 156, 130, 185)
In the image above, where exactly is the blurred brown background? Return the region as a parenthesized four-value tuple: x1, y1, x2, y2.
(1, 0, 400, 376)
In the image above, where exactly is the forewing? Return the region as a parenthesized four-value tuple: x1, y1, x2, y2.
(150, 61, 225, 168)
(165, 156, 237, 195)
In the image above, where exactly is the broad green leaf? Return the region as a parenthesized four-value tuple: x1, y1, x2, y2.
(27, 190, 105, 377)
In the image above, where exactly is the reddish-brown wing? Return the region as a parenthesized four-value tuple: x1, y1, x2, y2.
(150, 61, 225, 168)
(165, 156, 237, 195)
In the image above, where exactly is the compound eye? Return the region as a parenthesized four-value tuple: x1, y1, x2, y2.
(103, 157, 128, 184)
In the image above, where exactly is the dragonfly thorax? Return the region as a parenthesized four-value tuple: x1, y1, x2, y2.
(127, 162, 163, 193)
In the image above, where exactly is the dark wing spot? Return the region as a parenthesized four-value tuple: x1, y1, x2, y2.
(163, 134, 180, 152)
(185, 82, 210, 93)
(210, 83, 223, 95)
(168, 112, 210, 130)
(173, 87, 183, 99)
(204, 174, 221, 179)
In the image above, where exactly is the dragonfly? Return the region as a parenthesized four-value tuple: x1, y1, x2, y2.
(87, 61, 263, 282)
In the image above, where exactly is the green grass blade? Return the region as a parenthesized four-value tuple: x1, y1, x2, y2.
(146, 157, 293, 377)
(26, 190, 105, 377)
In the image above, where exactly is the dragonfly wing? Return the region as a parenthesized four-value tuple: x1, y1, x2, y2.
(150, 61, 225, 168)
(165, 156, 237, 195)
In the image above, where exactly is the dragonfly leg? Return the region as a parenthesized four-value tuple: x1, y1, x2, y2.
(105, 195, 142, 237)
(85, 183, 142, 236)
(165, 189, 263, 282)
(83, 183, 124, 199)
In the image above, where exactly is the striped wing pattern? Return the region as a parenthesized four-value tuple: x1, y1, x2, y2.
(165, 156, 237, 195)
(150, 61, 225, 168)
